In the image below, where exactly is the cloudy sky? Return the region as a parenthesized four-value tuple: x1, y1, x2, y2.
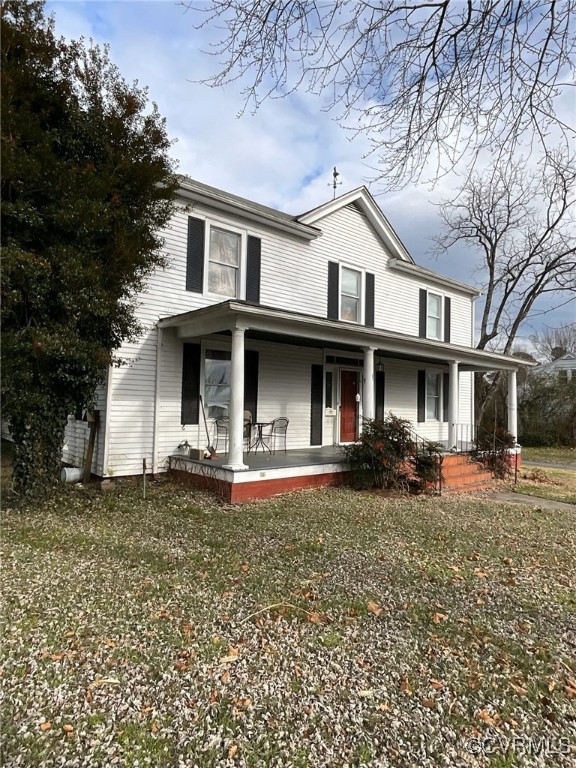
(46, 0, 574, 346)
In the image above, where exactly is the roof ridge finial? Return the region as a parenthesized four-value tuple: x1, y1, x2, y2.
(329, 166, 342, 199)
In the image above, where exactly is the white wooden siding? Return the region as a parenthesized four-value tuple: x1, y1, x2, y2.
(101, 192, 477, 477)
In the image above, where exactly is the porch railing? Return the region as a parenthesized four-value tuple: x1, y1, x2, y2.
(451, 423, 519, 483)
(406, 427, 444, 496)
(472, 425, 518, 482)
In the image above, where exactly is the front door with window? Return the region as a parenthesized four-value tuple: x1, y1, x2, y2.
(340, 369, 359, 442)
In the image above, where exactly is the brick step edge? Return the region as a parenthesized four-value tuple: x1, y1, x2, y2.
(442, 466, 494, 480)
(443, 477, 496, 490)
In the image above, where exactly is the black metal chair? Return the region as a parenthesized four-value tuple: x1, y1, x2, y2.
(269, 417, 289, 453)
(214, 413, 252, 454)
(214, 417, 229, 453)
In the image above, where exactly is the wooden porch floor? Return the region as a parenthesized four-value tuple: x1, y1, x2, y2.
(168, 446, 348, 502)
(190, 445, 346, 471)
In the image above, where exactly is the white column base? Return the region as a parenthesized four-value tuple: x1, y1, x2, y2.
(222, 461, 249, 471)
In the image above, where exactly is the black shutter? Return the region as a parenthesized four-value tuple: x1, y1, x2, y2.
(365, 272, 375, 327)
(417, 369, 426, 422)
(310, 364, 324, 445)
(443, 372, 449, 422)
(419, 289, 427, 338)
(444, 296, 451, 343)
(327, 262, 339, 320)
(186, 216, 205, 293)
(375, 370, 385, 421)
(244, 350, 259, 422)
(181, 343, 201, 424)
(246, 236, 261, 304)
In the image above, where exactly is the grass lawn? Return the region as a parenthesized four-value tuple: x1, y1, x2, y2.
(513, 466, 576, 505)
(1, 479, 575, 767)
(521, 446, 576, 465)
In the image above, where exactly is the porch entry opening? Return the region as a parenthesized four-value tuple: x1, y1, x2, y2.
(340, 369, 359, 442)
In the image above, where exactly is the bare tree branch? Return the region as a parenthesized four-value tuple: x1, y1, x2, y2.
(181, 0, 576, 189)
(434, 151, 576, 361)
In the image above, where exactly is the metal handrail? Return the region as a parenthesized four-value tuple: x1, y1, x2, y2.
(406, 426, 444, 495)
(472, 425, 516, 481)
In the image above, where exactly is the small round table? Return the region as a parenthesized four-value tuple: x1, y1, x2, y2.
(249, 421, 272, 453)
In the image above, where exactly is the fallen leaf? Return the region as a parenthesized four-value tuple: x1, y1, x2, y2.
(151, 722, 160, 733)
(378, 702, 390, 711)
(40, 722, 52, 731)
(429, 679, 444, 690)
(510, 683, 528, 696)
(220, 670, 231, 684)
(474, 570, 489, 579)
(421, 698, 436, 708)
(228, 744, 238, 759)
(433, 612, 448, 624)
(90, 677, 121, 688)
(399, 676, 412, 695)
(62, 724, 74, 733)
(367, 601, 382, 617)
(240, 563, 249, 572)
(476, 709, 499, 726)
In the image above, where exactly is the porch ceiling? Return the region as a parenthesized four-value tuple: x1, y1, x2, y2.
(158, 301, 532, 372)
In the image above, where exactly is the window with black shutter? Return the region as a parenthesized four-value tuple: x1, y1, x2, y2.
(246, 236, 261, 304)
(186, 217, 205, 293)
(181, 343, 201, 424)
(310, 364, 324, 445)
(419, 289, 451, 342)
(375, 370, 385, 421)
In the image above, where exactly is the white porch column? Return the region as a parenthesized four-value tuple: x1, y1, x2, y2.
(448, 360, 459, 450)
(223, 326, 249, 470)
(508, 369, 518, 443)
(363, 347, 376, 422)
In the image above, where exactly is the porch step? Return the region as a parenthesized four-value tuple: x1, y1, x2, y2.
(441, 454, 495, 490)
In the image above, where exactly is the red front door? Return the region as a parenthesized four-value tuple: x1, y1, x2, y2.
(340, 370, 359, 442)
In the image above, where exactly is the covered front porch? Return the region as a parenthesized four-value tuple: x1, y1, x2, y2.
(157, 301, 526, 500)
(169, 445, 349, 503)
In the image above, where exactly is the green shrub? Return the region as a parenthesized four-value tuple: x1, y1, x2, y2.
(343, 414, 415, 490)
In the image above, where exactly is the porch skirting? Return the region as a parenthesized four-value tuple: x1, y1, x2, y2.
(168, 452, 349, 503)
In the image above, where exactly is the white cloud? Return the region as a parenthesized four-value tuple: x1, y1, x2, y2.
(45, 0, 574, 334)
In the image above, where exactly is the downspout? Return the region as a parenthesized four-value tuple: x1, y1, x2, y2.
(152, 325, 163, 477)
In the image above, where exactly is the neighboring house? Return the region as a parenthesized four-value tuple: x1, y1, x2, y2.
(63, 178, 525, 499)
(532, 352, 576, 381)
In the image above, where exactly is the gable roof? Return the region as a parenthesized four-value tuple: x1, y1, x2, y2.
(535, 352, 576, 373)
(297, 186, 415, 264)
(177, 175, 321, 241)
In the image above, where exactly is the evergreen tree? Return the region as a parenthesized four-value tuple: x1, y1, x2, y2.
(1, 1, 178, 497)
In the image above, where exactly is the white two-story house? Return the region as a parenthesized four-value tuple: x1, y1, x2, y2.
(63, 178, 524, 500)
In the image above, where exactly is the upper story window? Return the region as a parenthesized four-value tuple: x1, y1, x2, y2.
(186, 215, 261, 303)
(327, 261, 375, 327)
(426, 292, 442, 340)
(208, 227, 241, 297)
(340, 266, 362, 323)
(419, 288, 451, 343)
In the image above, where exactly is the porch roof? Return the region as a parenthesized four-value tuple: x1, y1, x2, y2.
(158, 301, 534, 372)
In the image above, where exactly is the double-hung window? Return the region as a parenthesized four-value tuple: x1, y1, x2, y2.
(341, 266, 362, 323)
(426, 372, 440, 420)
(204, 349, 231, 419)
(427, 293, 442, 340)
(208, 227, 241, 297)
